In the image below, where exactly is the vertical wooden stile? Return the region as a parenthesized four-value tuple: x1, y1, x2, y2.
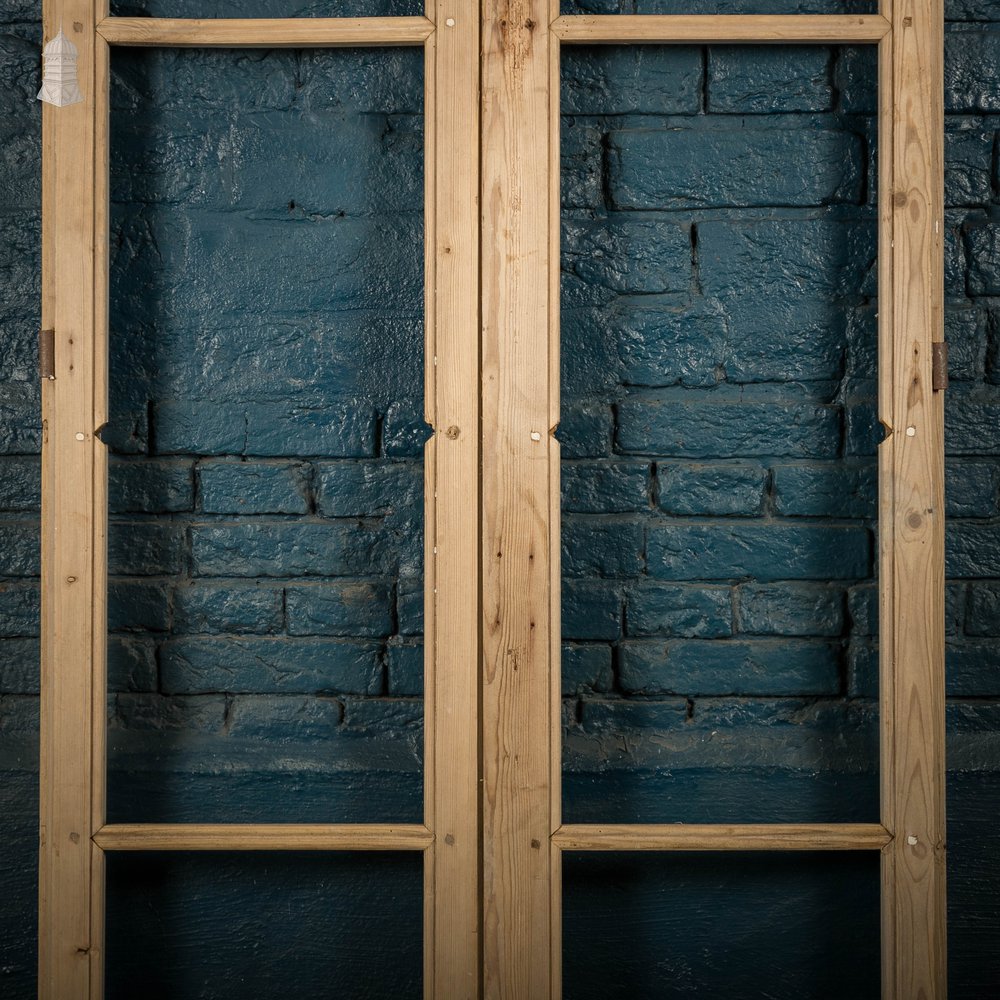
(38, 0, 106, 996)
(425, 4, 482, 998)
(882, 0, 948, 996)
(481, 0, 555, 996)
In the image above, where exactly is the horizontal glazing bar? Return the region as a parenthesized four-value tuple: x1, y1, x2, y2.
(552, 14, 889, 45)
(553, 823, 892, 852)
(94, 823, 434, 851)
(97, 16, 434, 47)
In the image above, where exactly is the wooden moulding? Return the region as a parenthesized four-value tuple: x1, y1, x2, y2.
(552, 13, 890, 44)
(96, 15, 433, 47)
(552, 824, 893, 853)
(93, 824, 434, 852)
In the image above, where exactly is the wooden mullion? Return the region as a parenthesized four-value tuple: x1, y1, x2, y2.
(882, 2, 948, 997)
(38, 1, 105, 997)
(425, 4, 482, 999)
(96, 15, 433, 47)
(552, 13, 890, 44)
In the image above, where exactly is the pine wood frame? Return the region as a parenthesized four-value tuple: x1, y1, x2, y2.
(39, 2, 945, 998)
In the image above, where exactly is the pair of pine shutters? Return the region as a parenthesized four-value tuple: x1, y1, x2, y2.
(39, 1, 946, 997)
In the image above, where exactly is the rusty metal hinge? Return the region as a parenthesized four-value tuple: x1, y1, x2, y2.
(39, 328, 55, 380)
(932, 341, 949, 392)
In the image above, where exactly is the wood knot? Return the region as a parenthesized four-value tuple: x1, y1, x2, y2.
(444, 833, 455, 846)
(446, 425, 460, 439)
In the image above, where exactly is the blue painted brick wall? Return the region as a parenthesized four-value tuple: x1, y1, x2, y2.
(2, 2, 1000, 998)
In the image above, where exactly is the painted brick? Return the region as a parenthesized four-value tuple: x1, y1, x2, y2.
(562, 520, 645, 578)
(626, 582, 732, 638)
(945, 213, 969, 296)
(657, 463, 767, 516)
(966, 224, 1000, 295)
(160, 637, 382, 695)
(945, 307, 988, 381)
(190, 522, 388, 578)
(707, 46, 832, 113)
(560, 46, 702, 116)
(847, 640, 878, 698)
(562, 307, 626, 399)
(0, 638, 38, 694)
(614, 302, 728, 389)
(108, 522, 186, 576)
(557, 402, 613, 458)
(618, 639, 841, 696)
(0, 583, 38, 637)
(0, 384, 41, 455)
(772, 462, 876, 518)
(844, 400, 881, 457)
(154, 400, 376, 458)
(111, 693, 226, 733)
(563, 644, 614, 695)
(173, 583, 283, 635)
(286, 582, 393, 637)
(945, 125, 994, 206)
(946, 460, 1000, 517)
(610, 124, 862, 209)
(314, 460, 421, 518)
(396, 576, 423, 636)
(199, 460, 310, 515)
(387, 642, 422, 696)
(0, 456, 38, 511)
(947, 641, 1000, 696)
(616, 397, 842, 459)
(562, 219, 691, 301)
(383, 401, 431, 458)
(648, 522, 870, 581)
(737, 583, 845, 637)
(224, 695, 342, 741)
(845, 306, 877, 380)
(944, 29, 1000, 112)
(698, 219, 875, 303)
(107, 637, 159, 693)
(967, 583, 1000, 637)
(561, 122, 603, 210)
(947, 523, 1000, 578)
(563, 580, 623, 641)
(945, 395, 1000, 455)
(109, 458, 194, 513)
(561, 461, 650, 513)
(107, 581, 170, 633)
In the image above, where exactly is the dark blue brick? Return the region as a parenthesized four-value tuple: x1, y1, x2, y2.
(557, 402, 613, 458)
(199, 460, 310, 515)
(945, 213, 968, 297)
(0, 456, 39, 511)
(844, 400, 880, 457)
(0, 384, 40, 455)
(160, 637, 382, 695)
(0, 583, 38, 637)
(224, 695, 341, 741)
(314, 460, 421, 518)
(617, 397, 842, 459)
(965, 224, 1000, 295)
(108, 522, 186, 576)
(396, 576, 423, 636)
(848, 584, 878, 637)
(190, 522, 388, 578)
(626, 582, 732, 638)
(109, 459, 194, 514)
(563, 644, 614, 695)
(945, 307, 987, 381)
(648, 522, 870, 581)
(387, 642, 423, 696)
(945, 124, 994, 206)
(847, 639, 878, 697)
(107, 581, 170, 633)
(947, 640, 1000, 695)
(562, 307, 626, 398)
(946, 460, 1000, 517)
(610, 123, 862, 209)
(618, 639, 841, 696)
(658, 463, 767, 516)
(845, 307, 877, 380)
(0, 521, 40, 576)
(560, 46, 702, 116)
(945, 395, 1000, 455)
(561, 122, 603, 210)
(562, 520, 645, 578)
(0, 638, 37, 693)
(173, 583, 283, 635)
(563, 580, 623, 641)
(342, 696, 422, 732)
(947, 523, 1000, 578)
(772, 462, 876, 518)
(967, 583, 1000, 637)
(111, 693, 226, 733)
(107, 637, 159, 693)
(562, 461, 650, 513)
(382, 402, 431, 458)
(707, 47, 832, 113)
(945, 29, 1000, 112)
(737, 583, 844, 637)
(286, 582, 393, 637)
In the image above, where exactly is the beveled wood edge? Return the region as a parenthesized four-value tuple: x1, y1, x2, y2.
(552, 823, 893, 852)
(93, 823, 434, 851)
(552, 13, 890, 44)
(96, 15, 434, 47)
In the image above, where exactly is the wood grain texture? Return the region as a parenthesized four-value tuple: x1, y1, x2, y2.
(882, 1, 948, 997)
(424, 5, 482, 999)
(96, 15, 433, 47)
(481, 1, 554, 996)
(93, 824, 434, 851)
(552, 13, 889, 44)
(553, 824, 892, 853)
(38, 2, 106, 997)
